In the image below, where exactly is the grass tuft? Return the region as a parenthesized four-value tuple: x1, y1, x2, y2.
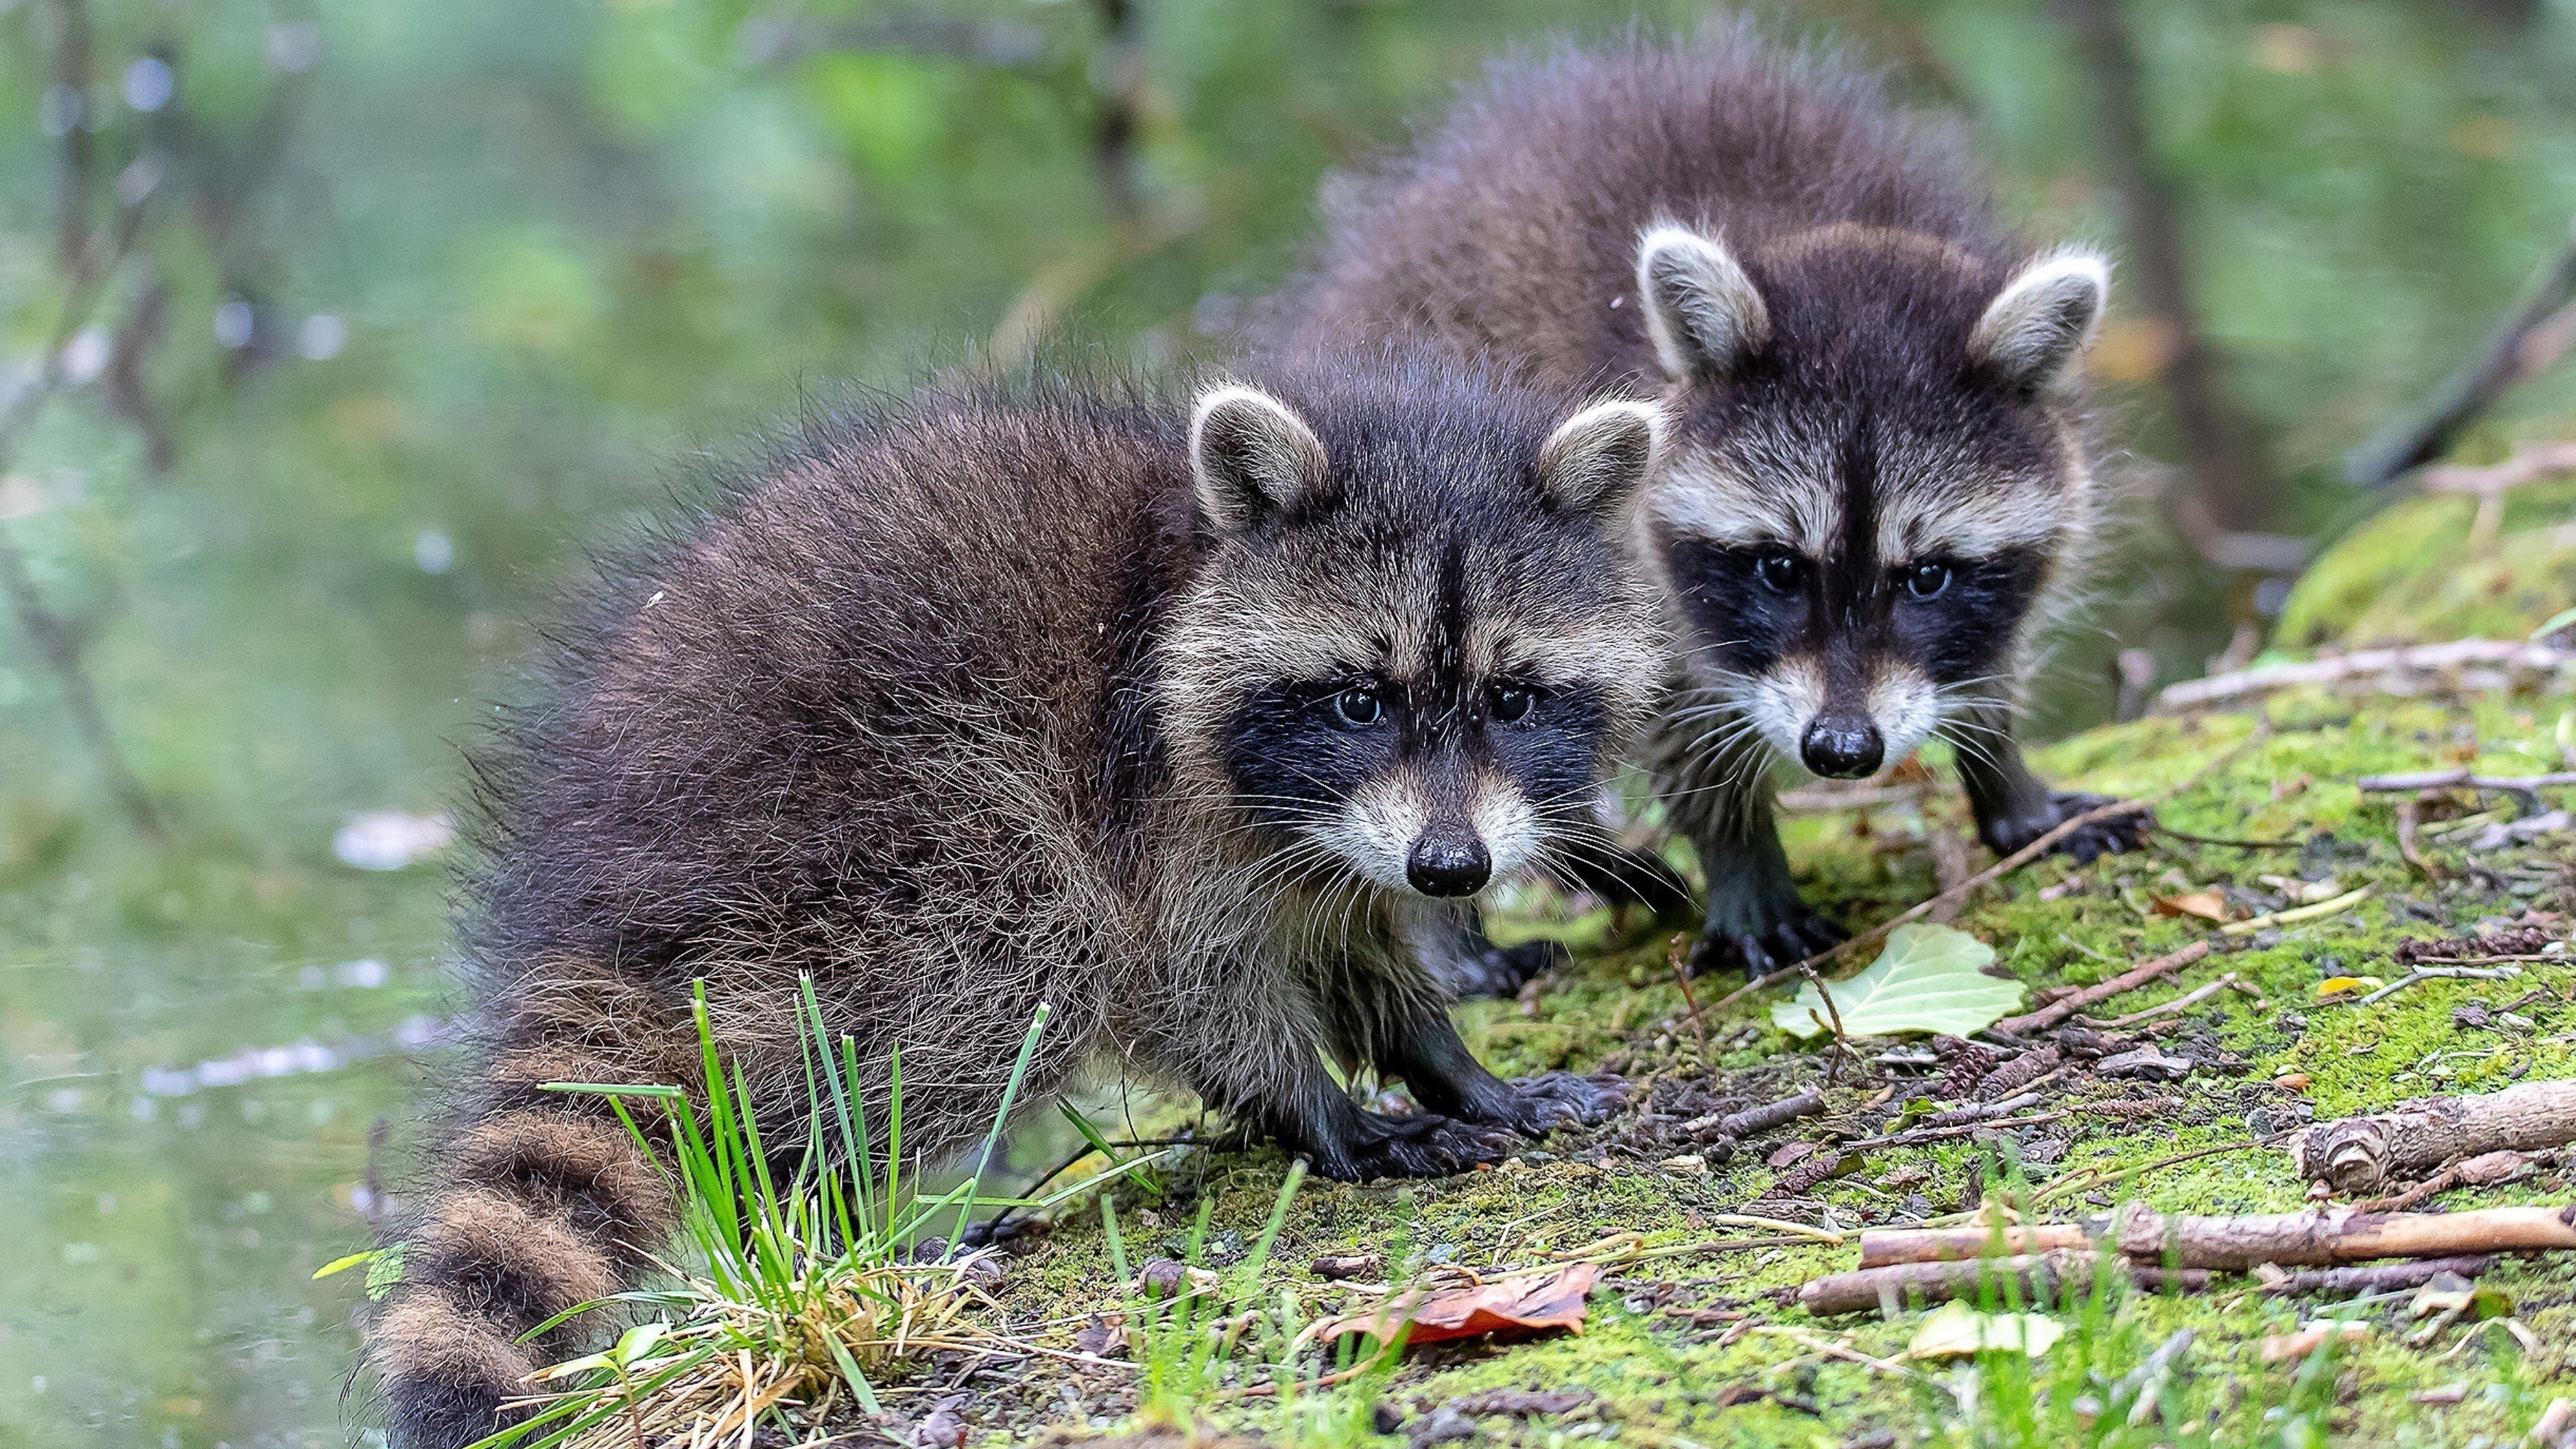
(473, 979, 1167, 1448)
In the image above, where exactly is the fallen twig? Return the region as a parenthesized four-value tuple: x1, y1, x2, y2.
(1717, 1089, 1827, 1139)
(2027, 1140, 2269, 1210)
(2358, 768, 2576, 814)
(2255, 1255, 2495, 1298)
(2157, 639, 2576, 712)
(1990, 941, 2212, 1036)
(2114, 1202, 2576, 1269)
(2086, 973, 2249, 1029)
(2218, 886, 2372, 937)
(2343, 965, 2524, 1009)
(1668, 933, 1710, 1059)
(2395, 799, 2452, 881)
(2290, 1079, 2576, 1195)
(1860, 1202, 2576, 1270)
(1799, 1249, 2210, 1317)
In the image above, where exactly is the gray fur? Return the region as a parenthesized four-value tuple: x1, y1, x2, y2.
(1277, 25, 2143, 974)
(367, 354, 1662, 1447)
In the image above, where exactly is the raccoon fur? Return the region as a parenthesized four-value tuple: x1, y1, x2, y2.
(1281, 28, 2145, 975)
(366, 354, 1667, 1448)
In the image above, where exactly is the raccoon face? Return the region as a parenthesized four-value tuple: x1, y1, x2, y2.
(1631, 225, 2106, 780)
(1164, 375, 1666, 901)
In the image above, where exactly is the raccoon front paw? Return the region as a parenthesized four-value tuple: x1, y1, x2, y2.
(1306, 1110, 1518, 1182)
(1446, 939, 1564, 1000)
(1486, 1071, 1627, 1134)
(1981, 790, 2146, 865)
(1686, 910, 1848, 979)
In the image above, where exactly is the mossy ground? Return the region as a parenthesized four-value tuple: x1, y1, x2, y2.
(957, 686, 2576, 1448)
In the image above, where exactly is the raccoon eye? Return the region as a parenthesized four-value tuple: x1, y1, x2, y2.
(1331, 686, 1385, 727)
(1754, 553, 1805, 594)
(1902, 561, 1953, 600)
(1490, 685, 1538, 724)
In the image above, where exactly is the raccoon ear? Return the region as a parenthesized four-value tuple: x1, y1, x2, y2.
(1189, 385, 1332, 533)
(1971, 252, 2109, 392)
(1635, 225, 1771, 382)
(1538, 398, 1664, 518)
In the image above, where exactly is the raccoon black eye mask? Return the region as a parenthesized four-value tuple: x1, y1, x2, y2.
(363, 354, 1668, 1449)
(1277, 29, 2146, 978)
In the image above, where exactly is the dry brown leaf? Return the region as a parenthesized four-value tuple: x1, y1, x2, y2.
(1310, 1263, 1599, 1348)
(2258, 1320, 2370, 1363)
(2153, 890, 2231, 922)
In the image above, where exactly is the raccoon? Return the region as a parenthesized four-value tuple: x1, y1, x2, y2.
(365, 355, 1666, 1448)
(1281, 28, 2145, 975)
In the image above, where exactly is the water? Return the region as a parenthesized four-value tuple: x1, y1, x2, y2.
(1, 841, 452, 1448)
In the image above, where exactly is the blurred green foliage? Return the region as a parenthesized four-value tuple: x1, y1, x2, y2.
(7, 1, 2576, 1444)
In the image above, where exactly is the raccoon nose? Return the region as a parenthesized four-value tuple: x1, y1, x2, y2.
(1406, 830, 1493, 897)
(1801, 714, 1884, 779)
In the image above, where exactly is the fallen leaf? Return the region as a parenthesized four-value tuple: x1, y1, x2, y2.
(1904, 1301, 2063, 1359)
(2410, 1281, 2513, 1322)
(1767, 1141, 1817, 1169)
(1771, 924, 2023, 1040)
(1311, 1263, 1599, 1348)
(2259, 1320, 2370, 1363)
(1074, 1312, 1127, 1358)
(2455, 1150, 2533, 1186)
(1310, 1252, 1384, 1281)
(2153, 890, 2232, 922)
(2315, 976, 2384, 1001)
(2097, 1046, 2194, 1081)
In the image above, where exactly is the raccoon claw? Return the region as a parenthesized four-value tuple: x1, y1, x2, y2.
(1492, 1071, 1627, 1133)
(1447, 939, 1565, 1000)
(1309, 1110, 1518, 1181)
(1982, 791, 2147, 865)
(1687, 912, 1848, 979)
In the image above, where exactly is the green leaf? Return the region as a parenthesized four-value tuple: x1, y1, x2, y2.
(1906, 1301, 2064, 1359)
(313, 1249, 377, 1281)
(364, 1241, 408, 1300)
(1770, 924, 2022, 1039)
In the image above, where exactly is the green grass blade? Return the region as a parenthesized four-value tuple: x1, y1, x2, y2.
(946, 1002, 1052, 1248)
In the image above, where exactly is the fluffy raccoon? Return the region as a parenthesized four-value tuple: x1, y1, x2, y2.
(366, 355, 1667, 1448)
(1281, 28, 2144, 975)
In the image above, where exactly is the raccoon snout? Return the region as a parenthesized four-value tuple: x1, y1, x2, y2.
(1406, 828, 1493, 897)
(1800, 714, 1884, 779)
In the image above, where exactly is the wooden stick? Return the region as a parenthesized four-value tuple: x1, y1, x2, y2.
(2218, 886, 2372, 936)
(2258, 1255, 2495, 1298)
(2086, 973, 2240, 1029)
(1860, 1224, 2097, 1269)
(1717, 1088, 1826, 1139)
(1864, 1205, 2576, 1273)
(2157, 639, 2576, 712)
(2290, 1079, 2576, 1195)
(1989, 940, 2211, 1036)
(2112, 1202, 2576, 1271)
(1799, 1249, 2212, 1317)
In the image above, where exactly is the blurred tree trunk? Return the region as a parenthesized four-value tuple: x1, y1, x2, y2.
(2059, 0, 2276, 547)
(50, 0, 95, 271)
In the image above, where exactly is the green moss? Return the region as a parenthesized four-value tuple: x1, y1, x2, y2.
(968, 684, 2576, 1445)
(2273, 480, 2576, 648)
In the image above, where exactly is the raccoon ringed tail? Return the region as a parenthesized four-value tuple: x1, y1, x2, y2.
(367, 1041, 679, 1449)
